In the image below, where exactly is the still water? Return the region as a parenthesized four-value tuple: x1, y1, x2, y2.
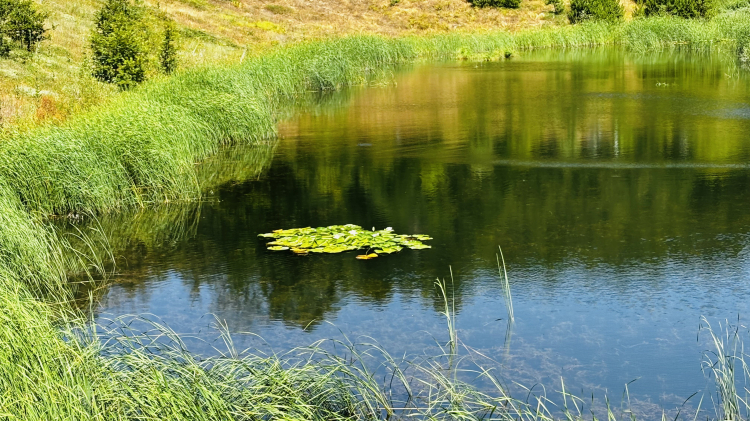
(91, 49, 750, 414)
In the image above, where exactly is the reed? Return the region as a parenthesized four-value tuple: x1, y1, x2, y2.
(700, 317, 750, 421)
(497, 246, 514, 324)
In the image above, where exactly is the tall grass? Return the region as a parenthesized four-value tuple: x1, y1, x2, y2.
(2, 13, 750, 419)
(497, 247, 514, 324)
(700, 317, 750, 421)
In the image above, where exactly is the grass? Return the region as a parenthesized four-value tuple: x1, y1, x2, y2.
(1, 5, 750, 419)
(497, 247, 514, 324)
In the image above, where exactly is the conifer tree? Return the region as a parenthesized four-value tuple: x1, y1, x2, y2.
(90, 0, 147, 89)
(159, 20, 178, 75)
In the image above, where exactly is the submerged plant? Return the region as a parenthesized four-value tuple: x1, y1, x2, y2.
(259, 224, 431, 258)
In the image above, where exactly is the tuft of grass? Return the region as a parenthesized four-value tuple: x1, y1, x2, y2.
(700, 317, 750, 421)
(435, 273, 458, 357)
(264, 4, 294, 15)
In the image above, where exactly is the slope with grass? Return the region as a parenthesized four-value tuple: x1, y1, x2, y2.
(1, 0, 628, 132)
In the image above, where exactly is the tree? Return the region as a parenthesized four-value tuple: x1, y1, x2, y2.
(0, 0, 48, 56)
(638, 0, 716, 18)
(568, 0, 624, 23)
(90, 0, 147, 89)
(546, 0, 565, 14)
(0, 0, 12, 57)
(6, 0, 48, 51)
(159, 20, 178, 75)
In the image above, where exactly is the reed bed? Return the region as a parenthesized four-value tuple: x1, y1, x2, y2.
(2, 13, 750, 419)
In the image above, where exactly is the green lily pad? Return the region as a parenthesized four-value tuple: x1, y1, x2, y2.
(259, 225, 432, 259)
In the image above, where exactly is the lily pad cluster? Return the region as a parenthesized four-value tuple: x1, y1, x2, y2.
(258, 224, 432, 259)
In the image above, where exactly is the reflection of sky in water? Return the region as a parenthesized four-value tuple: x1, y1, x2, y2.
(92, 49, 750, 416)
(98, 248, 750, 414)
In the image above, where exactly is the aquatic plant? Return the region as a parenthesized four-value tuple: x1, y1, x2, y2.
(259, 224, 431, 258)
(497, 246, 514, 324)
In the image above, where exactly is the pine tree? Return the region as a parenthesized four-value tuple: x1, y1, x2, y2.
(90, 0, 147, 89)
(159, 20, 177, 75)
(0, 0, 48, 56)
(569, 0, 624, 23)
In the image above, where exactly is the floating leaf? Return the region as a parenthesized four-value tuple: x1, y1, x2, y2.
(259, 224, 432, 259)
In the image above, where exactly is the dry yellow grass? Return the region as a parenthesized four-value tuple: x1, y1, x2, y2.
(0, 0, 637, 132)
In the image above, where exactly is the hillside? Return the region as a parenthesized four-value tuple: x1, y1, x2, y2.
(0, 0, 639, 132)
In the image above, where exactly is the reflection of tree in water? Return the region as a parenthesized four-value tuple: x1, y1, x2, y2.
(79, 50, 750, 329)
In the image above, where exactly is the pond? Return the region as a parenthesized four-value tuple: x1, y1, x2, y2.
(86, 48, 750, 416)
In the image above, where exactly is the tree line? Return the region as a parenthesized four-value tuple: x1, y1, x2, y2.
(470, 0, 717, 21)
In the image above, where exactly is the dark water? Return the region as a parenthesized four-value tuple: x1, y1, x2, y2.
(90, 49, 750, 415)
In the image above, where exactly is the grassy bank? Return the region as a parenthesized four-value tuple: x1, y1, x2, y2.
(2, 14, 750, 419)
(0, 0, 573, 132)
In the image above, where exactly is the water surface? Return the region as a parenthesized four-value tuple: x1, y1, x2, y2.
(90, 49, 750, 416)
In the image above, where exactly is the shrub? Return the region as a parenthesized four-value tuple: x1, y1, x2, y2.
(468, 0, 522, 9)
(638, 0, 716, 18)
(546, 0, 565, 14)
(0, 0, 48, 56)
(90, 0, 148, 89)
(568, 0, 624, 23)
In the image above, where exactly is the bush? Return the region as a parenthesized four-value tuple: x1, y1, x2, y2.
(638, 0, 716, 18)
(0, 0, 48, 56)
(568, 0, 624, 23)
(546, 0, 565, 14)
(90, 0, 148, 89)
(468, 0, 522, 8)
